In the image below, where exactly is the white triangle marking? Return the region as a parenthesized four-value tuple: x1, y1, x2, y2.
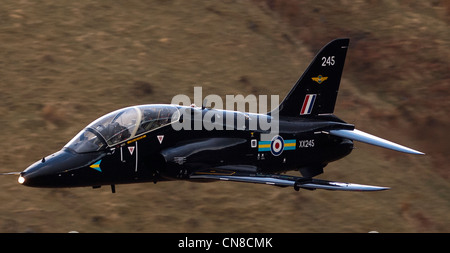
(128, 146, 135, 155)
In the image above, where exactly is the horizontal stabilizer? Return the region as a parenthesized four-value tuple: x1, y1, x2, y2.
(329, 129, 424, 155)
(190, 173, 389, 191)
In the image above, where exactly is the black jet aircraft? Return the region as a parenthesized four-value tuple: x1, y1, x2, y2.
(2, 38, 424, 193)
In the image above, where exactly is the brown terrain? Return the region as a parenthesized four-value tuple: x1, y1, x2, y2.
(0, 0, 448, 232)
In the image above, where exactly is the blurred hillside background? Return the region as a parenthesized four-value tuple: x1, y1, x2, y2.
(0, 0, 448, 232)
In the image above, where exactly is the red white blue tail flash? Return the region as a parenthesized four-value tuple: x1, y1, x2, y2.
(300, 94, 316, 115)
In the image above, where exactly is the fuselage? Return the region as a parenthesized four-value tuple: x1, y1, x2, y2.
(20, 105, 354, 188)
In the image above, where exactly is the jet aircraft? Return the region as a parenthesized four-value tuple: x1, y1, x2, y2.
(1, 38, 424, 193)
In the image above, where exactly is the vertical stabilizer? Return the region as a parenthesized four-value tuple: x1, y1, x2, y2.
(275, 38, 349, 117)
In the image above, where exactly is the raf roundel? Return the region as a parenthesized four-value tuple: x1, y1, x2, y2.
(270, 135, 285, 156)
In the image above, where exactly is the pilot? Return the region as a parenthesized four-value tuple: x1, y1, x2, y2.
(105, 122, 131, 144)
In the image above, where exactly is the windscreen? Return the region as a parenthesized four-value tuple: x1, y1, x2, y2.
(65, 105, 180, 153)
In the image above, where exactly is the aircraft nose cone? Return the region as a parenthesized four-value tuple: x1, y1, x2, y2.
(20, 169, 44, 187)
(21, 163, 58, 187)
(21, 148, 104, 187)
(20, 152, 67, 187)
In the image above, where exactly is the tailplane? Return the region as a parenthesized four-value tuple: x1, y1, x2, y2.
(329, 129, 424, 155)
(275, 38, 349, 117)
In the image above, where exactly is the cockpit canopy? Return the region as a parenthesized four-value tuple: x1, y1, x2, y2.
(65, 104, 180, 153)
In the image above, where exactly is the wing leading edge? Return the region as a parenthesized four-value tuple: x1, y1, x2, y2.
(190, 172, 389, 191)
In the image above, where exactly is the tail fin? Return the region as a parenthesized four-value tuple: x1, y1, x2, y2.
(275, 38, 349, 117)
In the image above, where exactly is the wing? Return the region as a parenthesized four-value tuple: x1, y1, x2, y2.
(189, 168, 389, 192)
